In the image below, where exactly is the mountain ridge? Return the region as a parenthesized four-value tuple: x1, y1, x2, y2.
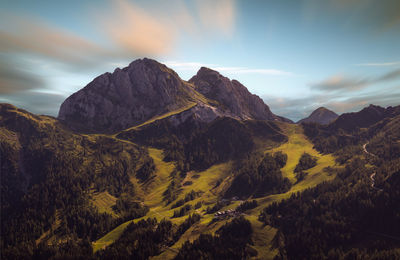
(58, 58, 291, 133)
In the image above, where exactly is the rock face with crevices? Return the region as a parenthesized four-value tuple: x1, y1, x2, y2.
(189, 67, 282, 121)
(58, 58, 291, 132)
(58, 58, 196, 132)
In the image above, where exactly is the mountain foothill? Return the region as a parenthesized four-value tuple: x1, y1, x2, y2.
(1, 58, 399, 259)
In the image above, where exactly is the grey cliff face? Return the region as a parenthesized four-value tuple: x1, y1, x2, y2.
(189, 67, 278, 121)
(58, 58, 194, 132)
(58, 59, 290, 133)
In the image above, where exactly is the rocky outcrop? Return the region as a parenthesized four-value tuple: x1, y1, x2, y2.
(58, 59, 290, 133)
(189, 67, 282, 121)
(298, 107, 338, 125)
(58, 58, 197, 132)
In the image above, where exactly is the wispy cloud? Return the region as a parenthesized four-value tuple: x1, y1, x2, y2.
(356, 61, 400, 67)
(164, 61, 292, 76)
(0, 15, 109, 68)
(0, 0, 239, 103)
(0, 91, 67, 116)
(0, 56, 46, 95)
(196, 0, 236, 36)
(0, 0, 238, 71)
(311, 68, 400, 92)
(311, 75, 368, 91)
(97, 0, 177, 57)
(302, 0, 400, 31)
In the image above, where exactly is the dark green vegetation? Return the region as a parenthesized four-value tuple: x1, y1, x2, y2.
(259, 105, 400, 259)
(175, 216, 255, 260)
(260, 159, 400, 259)
(224, 152, 291, 198)
(97, 214, 201, 259)
(170, 190, 202, 209)
(294, 152, 317, 181)
(118, 117, 287, 171)
(2, 102, 400, 259)
(303, 105, 400, 154)
(294, 152, 317, 173)
(236, 200, 258, 212)
(0, 104, 153, 258)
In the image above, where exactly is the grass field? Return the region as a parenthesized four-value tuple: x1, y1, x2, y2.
(92, 157, 232, 253)
(90, 191, 118, 216)
(93, 122, 338, 258)
(92, 147, 176, 251)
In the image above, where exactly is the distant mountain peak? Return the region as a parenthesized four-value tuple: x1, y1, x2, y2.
(298, 107, 338, 125)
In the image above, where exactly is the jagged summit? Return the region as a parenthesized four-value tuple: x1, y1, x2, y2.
(58, 58, 197, 132)
(190, 66, 283, 121)
(298, 107, 338, 125)
(58, 58, 290, 132)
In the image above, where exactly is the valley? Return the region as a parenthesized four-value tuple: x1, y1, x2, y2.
(92, 120, 338, 259)
(1, 59, 399, 259)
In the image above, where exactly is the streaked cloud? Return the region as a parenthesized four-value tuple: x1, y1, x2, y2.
(196, 0, 235, 36)
(0, 0, 238, 70)
(0, 56, 46, 94)
(311, 68, 400, 92)
(164, 61, 292, 76)
(0, 15, 109, 68)
(356, 61, 400, 67)
(378, 68, 400, 81)
(97, 0, 176, 56)
(0, 91, 67, 116)
(0, 0, 239, 102)
(311, 75, 367, 92)
(302, 0, 400, 31)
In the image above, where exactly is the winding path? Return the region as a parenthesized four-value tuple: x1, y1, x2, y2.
(363, 142, 382, 191)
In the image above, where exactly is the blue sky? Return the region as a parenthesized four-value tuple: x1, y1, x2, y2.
(0, 0, 399, 121)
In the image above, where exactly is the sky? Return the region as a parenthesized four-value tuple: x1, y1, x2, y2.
(0, 0, 399, 121)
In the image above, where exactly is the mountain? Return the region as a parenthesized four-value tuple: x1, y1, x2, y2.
(58, 58, 201, 132)
(189, 67, 287, 122)
(328, 104, 388, 132)
(58, 58, 290, 133)
(2, 58, 400, 259)
(303, 104, 400, 154)
(298, 107, 338, 125)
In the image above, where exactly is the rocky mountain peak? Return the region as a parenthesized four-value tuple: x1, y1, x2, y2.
(298, 107, 338, 125)
(58, 59, 291, 133)
(189, 67, 281, 121)
(58, 58, 196, 132)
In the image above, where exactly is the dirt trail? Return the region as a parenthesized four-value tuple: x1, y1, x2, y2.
(363, 142, 382, 191)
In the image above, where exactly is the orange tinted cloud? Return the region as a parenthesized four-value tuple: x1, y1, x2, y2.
(99, 0, 177, 56)
(0, 15, 108, 67)
(0, 0, 238, 73)
(196, 0, 235, 36)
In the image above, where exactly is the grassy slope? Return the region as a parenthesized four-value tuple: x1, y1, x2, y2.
(90, 191, 118, 216)
(92, 147, 176, 251)
(116, 102, 197, 135)
(93, 122, 338, 259)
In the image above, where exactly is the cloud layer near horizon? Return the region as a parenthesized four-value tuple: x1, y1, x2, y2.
(310, 69, 400, 92)
(265, 83, 400, 122)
